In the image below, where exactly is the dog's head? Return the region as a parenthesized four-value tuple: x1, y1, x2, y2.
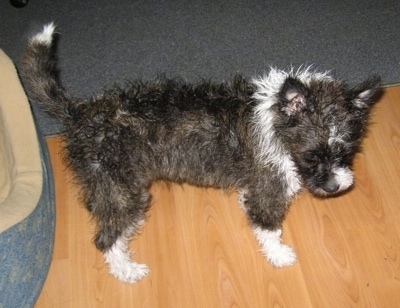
(275, 74, 381, 196)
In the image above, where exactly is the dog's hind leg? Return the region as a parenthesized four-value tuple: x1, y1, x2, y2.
(102, 221, 149, 284)
(87, 182, 151, 283)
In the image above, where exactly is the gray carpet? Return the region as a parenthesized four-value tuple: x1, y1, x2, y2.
(1, 0, 399, 136)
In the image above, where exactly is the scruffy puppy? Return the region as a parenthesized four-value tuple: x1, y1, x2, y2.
(21, 24, 381, 283)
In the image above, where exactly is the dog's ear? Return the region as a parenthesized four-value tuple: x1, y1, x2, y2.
(349, 76, 381, 109)
(279, 77, 310, 116)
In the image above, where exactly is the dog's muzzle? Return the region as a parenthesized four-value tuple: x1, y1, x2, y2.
(319, 167, 354, 195)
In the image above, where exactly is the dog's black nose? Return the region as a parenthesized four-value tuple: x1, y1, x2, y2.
(322, 180, 340, 193)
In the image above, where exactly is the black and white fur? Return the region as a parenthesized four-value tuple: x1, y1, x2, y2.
(21, 24, 381, 283)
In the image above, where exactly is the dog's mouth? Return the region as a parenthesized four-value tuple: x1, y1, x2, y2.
(307, 167, 354, 197)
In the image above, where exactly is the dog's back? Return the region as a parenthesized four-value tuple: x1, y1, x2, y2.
(21, 24, 256, 131)
(21, 23, 260, 189)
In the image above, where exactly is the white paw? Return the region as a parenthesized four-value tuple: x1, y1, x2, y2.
(104, 238, 149, 284)
(253, 227, 297, 268)
(264, 243, 297, 267)
(109, 261, 150, 284)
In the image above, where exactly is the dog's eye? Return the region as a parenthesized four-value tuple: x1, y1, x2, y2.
(304, 152, 320, 166)
(336, 152, 355, 167)
(332, 145, 355, 166)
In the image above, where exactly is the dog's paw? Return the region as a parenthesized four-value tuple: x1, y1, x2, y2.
(253, 227, 297, 268)
(264, 243, 297, 268)
(104, 238, 150, 283)
(109, 261, 150, 284)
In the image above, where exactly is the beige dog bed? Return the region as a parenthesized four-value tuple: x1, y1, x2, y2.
(0, 49, 42, 232)
(0, 49, 54, 307)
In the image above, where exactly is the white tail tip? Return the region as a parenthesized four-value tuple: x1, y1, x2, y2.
(30, 22, 56, 46)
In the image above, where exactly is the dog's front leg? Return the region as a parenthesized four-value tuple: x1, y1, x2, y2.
(239, 186, 297, 268)
(252, 226, 296, 267)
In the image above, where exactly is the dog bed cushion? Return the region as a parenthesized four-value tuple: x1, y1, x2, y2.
(0, 49, 42, 231)
(0, 49, 55, 307)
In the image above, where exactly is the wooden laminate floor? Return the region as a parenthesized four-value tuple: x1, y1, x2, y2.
(36, 86, 400, 307)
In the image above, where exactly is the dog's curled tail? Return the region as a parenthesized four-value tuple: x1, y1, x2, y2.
(20, 23, 74, 122)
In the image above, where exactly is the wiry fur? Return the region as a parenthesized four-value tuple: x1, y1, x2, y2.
(20, 24, 381, 283)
